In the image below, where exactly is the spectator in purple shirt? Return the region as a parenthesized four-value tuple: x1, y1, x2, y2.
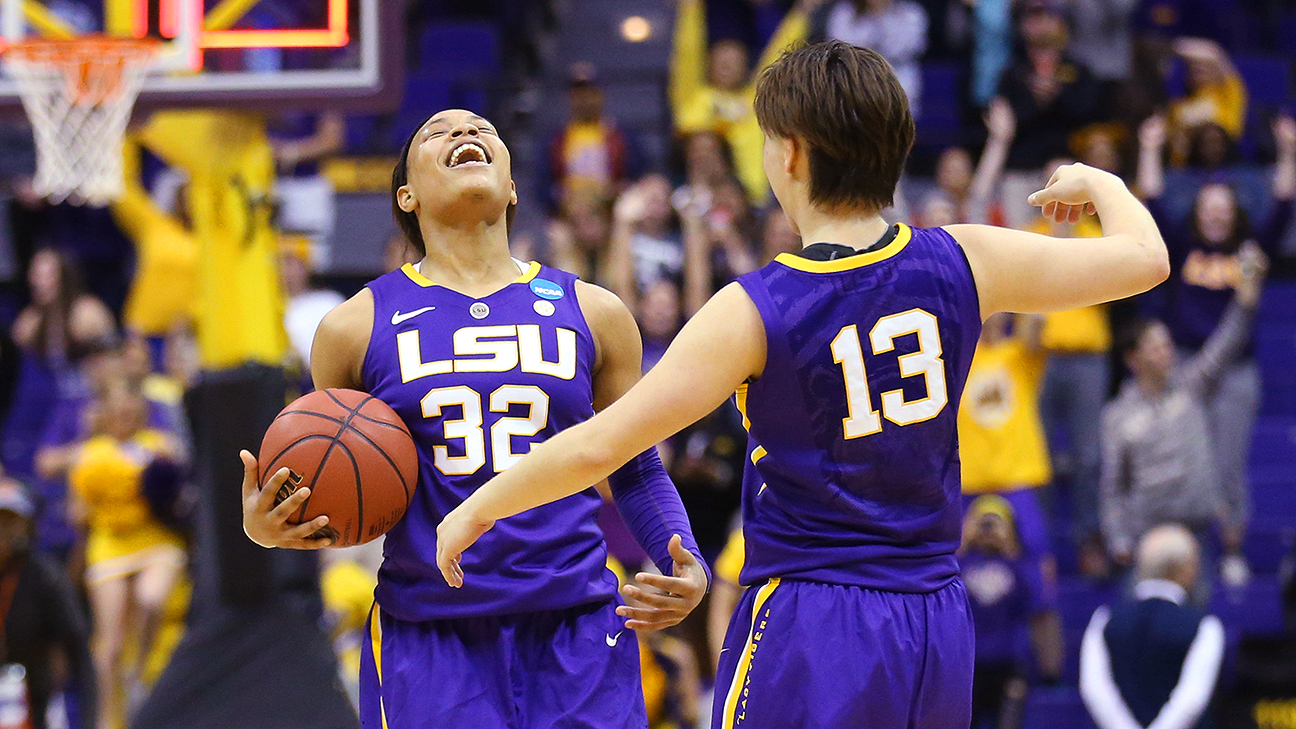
(960, 495, 1064, 729)
(1136, 113, 1296, 586)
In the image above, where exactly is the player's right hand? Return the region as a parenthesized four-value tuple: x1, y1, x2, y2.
(1027, 163, 1111, 224)
(240, 450, 333, 550)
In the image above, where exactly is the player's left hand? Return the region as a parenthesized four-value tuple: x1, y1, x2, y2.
(435, 505, 496, 588)
(617, 534, 707, 632)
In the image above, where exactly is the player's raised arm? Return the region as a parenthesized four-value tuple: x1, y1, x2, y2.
(436, 282, 766, 587)
(947, 163, 1169, 320)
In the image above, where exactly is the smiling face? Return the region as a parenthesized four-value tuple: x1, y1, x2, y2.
(396, 109, 517, 231)
(28, 249, 62, 306)
(936, 148, 972, 198)
(1194, 183, 1237, 246)
(709, 40, 749, 91)
(1127, 321, 1175, 380)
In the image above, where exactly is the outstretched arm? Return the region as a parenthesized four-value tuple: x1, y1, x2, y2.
(968, 97, 1015, 205)
(437, 283, 766, 585)
(753, 0, 819, 80)
(1271, 115, 1296, 201)
(603, 185, 646, 308)
(948, 163, 1169, 319)
(1181, 243, 1266, 395)
(670, 0, 708, 125)
(1136, 114, 1168, 200)
(578, 281, 711, 630)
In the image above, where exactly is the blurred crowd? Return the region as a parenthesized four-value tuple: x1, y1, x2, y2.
(0, 1, 1288, 729)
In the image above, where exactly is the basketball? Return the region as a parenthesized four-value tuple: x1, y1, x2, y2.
(258, 389, 418, 547)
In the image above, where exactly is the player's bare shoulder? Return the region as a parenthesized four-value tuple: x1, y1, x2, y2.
(573, 280, 636, 334)
(311, 288, 375, 390)
(573, 280, 641, 372)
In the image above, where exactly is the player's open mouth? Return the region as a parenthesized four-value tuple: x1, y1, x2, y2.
(446, 141, 491, 168)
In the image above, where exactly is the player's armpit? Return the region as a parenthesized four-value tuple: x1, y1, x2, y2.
(573, 280, 644, 411)
(310, 289, 374, 391)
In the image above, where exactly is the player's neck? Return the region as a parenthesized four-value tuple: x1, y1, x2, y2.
(416, 220, 519, 297)
(794, 209, 891, 252)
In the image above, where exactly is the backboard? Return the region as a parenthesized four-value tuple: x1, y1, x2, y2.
(0, 0, 401, 111)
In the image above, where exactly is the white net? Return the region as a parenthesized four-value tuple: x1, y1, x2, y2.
(4, 38, 157, 207)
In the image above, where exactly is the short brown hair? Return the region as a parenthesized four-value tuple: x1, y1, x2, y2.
(755, 41, 914, 213)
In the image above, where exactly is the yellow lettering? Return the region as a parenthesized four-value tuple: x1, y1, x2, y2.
(397, 331, 451, 383)
(1182, 250, 1242, 291)
(453, 325, 519, 373)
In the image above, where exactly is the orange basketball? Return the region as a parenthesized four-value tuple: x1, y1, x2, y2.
(258, 389, 418, 546)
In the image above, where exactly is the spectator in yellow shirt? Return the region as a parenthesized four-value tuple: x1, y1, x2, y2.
(959, 313, 1056, 584)
(670, 0, 823, 205)
(1168, 38, 1247, 166)
(1025, 158, 1112, 578)
(69, 378, 185, 729)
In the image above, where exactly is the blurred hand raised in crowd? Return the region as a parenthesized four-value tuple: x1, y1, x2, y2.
(1235, 241, 1269, 308)
(1138, 114, 1167, 150)
(1273, 115, 1296, 154)
(984, 97, 1016, 143)
(613, 184, 649, 224)
(671, 185, 711, 221)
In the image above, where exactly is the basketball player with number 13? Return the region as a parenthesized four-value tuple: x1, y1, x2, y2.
(438, 42, 1169, 728)
(241, 107, 710, 728)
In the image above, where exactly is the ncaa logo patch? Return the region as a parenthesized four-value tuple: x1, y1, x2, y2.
(530, 278, 565, 300)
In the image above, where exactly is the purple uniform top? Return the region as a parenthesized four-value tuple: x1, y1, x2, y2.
(362, 261, 616, 621)
(734, 224, 982, 593)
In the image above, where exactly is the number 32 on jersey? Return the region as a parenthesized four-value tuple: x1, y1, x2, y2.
(831, 308, 947, 438)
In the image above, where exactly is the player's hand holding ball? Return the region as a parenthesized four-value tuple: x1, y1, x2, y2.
(1027, 162, 1116, 225)
(616, 534, 707, 632)
(241, 450, 334, 550)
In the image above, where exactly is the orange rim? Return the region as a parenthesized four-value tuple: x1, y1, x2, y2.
(5, 36, 159, 104)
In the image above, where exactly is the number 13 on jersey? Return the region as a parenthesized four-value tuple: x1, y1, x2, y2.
(830, 308, 948, 438)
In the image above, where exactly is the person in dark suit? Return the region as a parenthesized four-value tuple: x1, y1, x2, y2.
(1080, 524, 1225, 729)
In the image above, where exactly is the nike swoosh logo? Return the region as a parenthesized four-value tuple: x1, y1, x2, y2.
(606, 631, 624, 647)
(391, 307, 436, 325)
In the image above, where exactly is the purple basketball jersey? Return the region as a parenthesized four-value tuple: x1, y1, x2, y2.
(734, 224, 982, 593)
(361, 261, 616, 621)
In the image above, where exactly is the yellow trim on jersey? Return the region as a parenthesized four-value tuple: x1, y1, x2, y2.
(515, 261, 542, 283)
(774, 224, 912, 273)
(750, 446, 767, 464)
(722, 578, 782, 729)
(400, 263, 435, 287)
(734, 384, 751, 430)
(400, 261, 543, 288)
(369, 603, 389, 729)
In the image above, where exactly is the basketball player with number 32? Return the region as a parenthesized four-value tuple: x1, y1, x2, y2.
(240, 107, 710, 729)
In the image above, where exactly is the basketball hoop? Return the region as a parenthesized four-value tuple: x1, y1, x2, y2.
(4, 36, 159, 206)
